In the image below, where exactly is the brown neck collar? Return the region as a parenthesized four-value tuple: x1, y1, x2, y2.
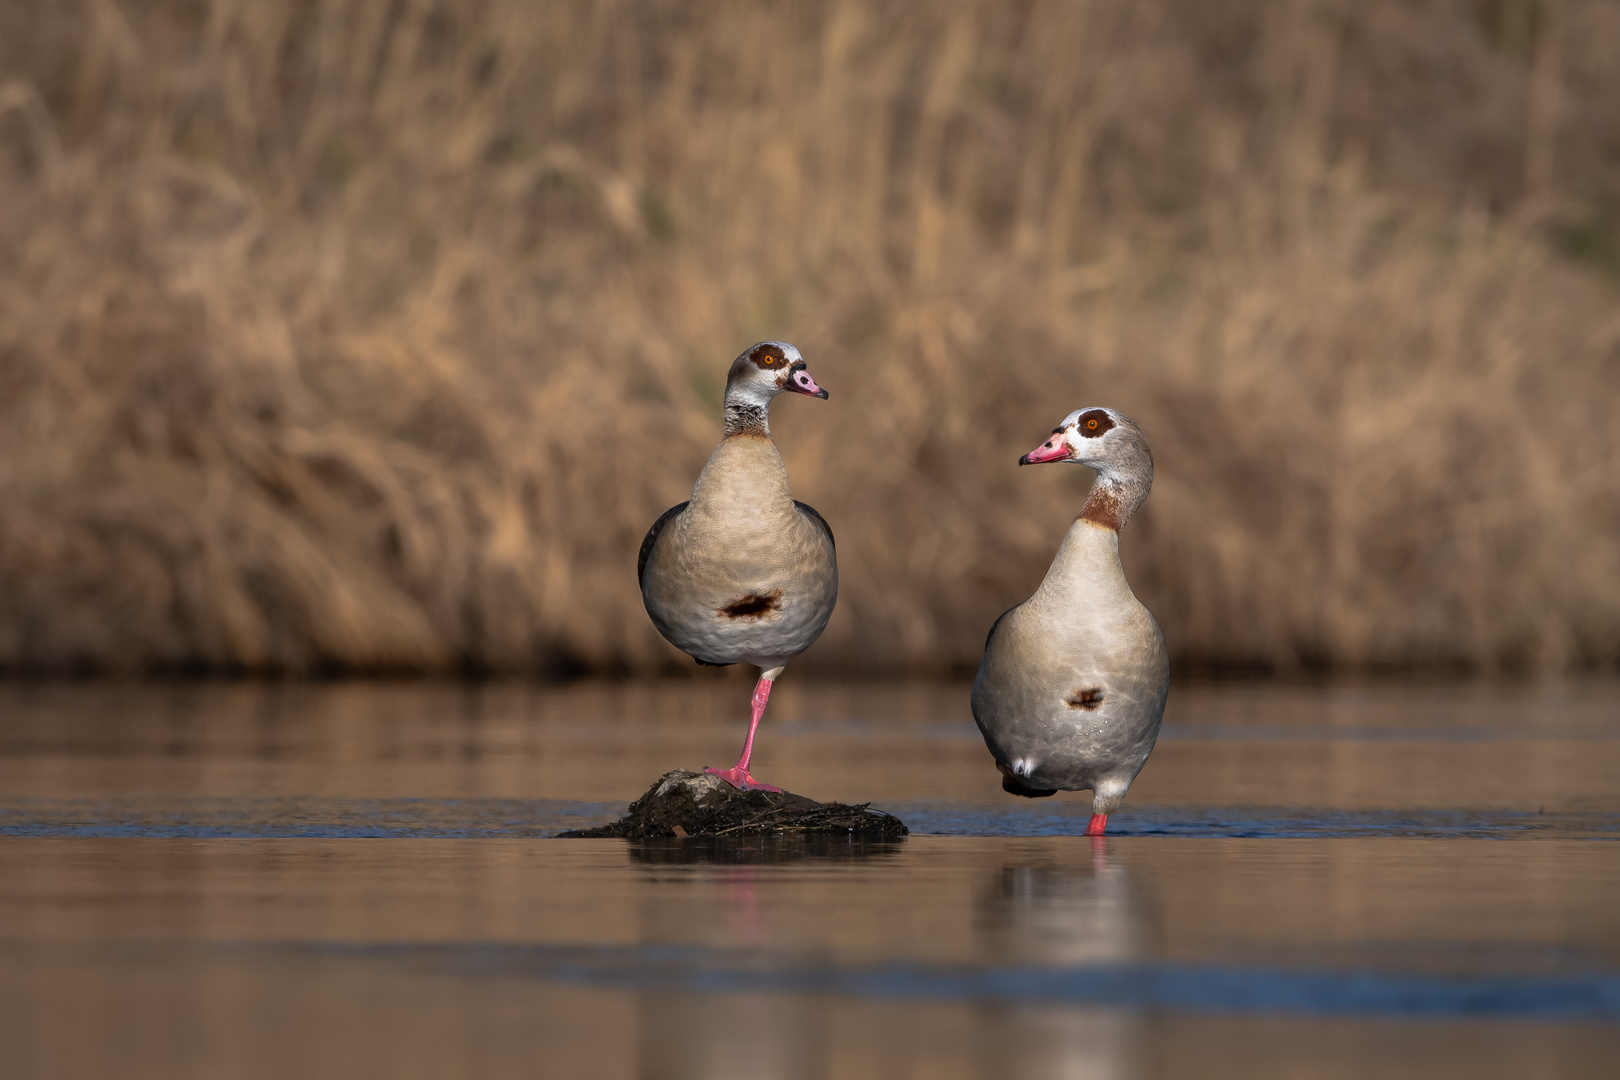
(1078, 485, 1124, 531)
(1077, 473, 1148, 532)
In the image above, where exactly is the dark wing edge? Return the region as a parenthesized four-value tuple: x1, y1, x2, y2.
(999, 766, 1059, 798)
(983, 605, 1016, 651)
(794, 500, 835, 550)
(637, 501, 690, 589)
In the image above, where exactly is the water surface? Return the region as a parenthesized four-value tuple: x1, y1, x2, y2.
(1, 679, 1617, 1078)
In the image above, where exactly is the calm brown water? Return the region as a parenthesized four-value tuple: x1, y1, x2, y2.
(1, 679, 1617, 1078)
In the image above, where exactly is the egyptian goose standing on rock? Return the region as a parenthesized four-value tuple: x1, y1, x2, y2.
(972, 408, 1169, 836)
(638, 342, 836, 792)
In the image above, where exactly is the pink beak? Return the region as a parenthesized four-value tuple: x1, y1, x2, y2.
(1019, 434, 1070, 465)
(786, 367, 829, 399)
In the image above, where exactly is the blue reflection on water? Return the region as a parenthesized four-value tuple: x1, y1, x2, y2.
(887, 802, 1620, 839)
(0, 797, 617, 838)
(248, 940, 1620, 1020)
(2, 798, 1617, 839)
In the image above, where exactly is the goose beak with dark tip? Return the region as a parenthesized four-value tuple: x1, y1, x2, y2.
(785, 365, 829, 399)
(1019, 431, 1070, 465)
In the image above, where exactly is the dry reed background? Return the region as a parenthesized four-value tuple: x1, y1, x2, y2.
(1, 0, 1618, 677)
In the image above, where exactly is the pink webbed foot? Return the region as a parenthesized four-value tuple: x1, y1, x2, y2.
(704, 765, 783, 794)
(1085, 813, 1109, 837)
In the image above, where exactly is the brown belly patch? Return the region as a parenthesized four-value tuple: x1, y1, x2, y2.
(719, 591, 783, 618)
(1065, 687, 1104, 710)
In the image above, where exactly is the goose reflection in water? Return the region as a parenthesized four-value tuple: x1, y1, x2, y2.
(974, 842, 1158, 1080)
(633, 842, 835, 1080)
(624, 839, 1154, 1080)
(636, 983, 831, 1080)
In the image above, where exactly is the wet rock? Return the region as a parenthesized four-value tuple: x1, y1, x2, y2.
(558, 769, 909, 839)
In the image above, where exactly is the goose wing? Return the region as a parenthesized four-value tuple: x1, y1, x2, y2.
(793, 500, 835, 550)
(637, 501, 690, 589)
(983, 605, 1016, 651)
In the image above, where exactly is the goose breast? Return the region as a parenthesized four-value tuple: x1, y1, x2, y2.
(641, 437, 836, 669)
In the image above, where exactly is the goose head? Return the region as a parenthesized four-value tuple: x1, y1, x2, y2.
(723, 342, 827, 437)
(726, 341, 828, 405)
(1018, 407, 1146, 468)
(1018, 407, 1154, 527)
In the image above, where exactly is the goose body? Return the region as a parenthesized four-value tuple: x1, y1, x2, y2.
(640, 436, 836, 670)
(972, 407, 1168, 835)
(638, 341, 835, 791)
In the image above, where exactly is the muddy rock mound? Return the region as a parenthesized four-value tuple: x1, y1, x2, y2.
(560, 770, 908, 839)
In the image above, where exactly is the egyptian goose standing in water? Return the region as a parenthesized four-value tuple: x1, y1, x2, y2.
(972, 408, 1169, 836)
(638, 342, 836, 792)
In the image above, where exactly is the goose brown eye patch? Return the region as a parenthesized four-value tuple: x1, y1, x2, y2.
(1077, 409, 1114, 438)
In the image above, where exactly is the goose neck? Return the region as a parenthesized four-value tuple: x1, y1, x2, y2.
(723, 400, 771, 438)
(723, 384, 775, 438)
(1078, 467, 1150, 532)
(1031, 518, 1133, 609)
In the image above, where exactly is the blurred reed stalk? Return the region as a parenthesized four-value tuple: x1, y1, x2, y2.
(0, 0, 1617, 676)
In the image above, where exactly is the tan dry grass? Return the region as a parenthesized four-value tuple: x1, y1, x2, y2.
(0, 0, 1617, 675)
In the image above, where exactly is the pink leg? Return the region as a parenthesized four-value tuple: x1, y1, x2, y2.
(1085, 813, 1108, 837)
(705, 670, 783, 792)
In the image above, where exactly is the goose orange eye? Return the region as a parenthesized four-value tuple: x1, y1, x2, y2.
(1087, 419, 1098, 429)
(762, 357, 775, 366)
